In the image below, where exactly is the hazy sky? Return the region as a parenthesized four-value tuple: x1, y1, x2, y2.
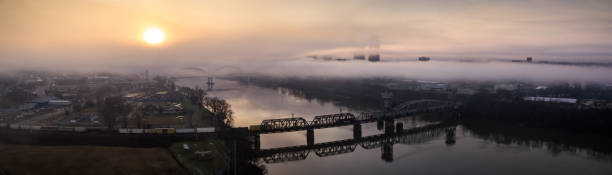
(1, 0, 612, 71)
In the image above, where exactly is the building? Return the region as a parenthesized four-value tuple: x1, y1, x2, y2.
(456, 88, 477, 95)
(18, 103, 37, 111)
(523, 97, 577, 104)
(162, 106, 183, 114)
(418, 81, 448, 91)
(418, 56, 431, 61)
(353, 54, 366, 60)
(526, 57, 533, 62)
(535, 86, 548, 90)
(49, 100, 71, 106)
(368, 54, 380, 62)
(335, 58, 349, 61)
(494, 84, 519, 91)
(385, 80, 448, 92)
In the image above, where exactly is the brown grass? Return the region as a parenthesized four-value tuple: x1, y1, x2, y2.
(0, 144, 187, 175)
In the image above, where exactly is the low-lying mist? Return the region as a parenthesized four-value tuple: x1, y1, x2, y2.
(179, 60, 612, 84)
(4, 59, 612, 84)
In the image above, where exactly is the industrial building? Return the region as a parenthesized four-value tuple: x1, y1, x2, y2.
(368, 54, 380, 62)
(353, 54, 365, 60)
(418, 56, 431, 61)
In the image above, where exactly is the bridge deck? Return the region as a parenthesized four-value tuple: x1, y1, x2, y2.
(251, 104, 455, 134)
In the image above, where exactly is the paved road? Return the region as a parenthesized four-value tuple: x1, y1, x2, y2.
(13, 109, 65, 125)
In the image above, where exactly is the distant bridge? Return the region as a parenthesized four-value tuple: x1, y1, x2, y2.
(251, 99, 456, 134)
(255, 122, 457, 164)
(171, 75, 211, 79)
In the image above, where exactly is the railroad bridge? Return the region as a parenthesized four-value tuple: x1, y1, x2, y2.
(254, 122, 458, 164)
(250, 99, 456, 134)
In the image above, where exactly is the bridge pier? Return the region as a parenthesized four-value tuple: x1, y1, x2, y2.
(384, 119, 395, 135)
(307, 129, 314, 146)
(445, 127, 456, 146)
(395, 122, 404, 134)
(381, 143, 394, 162)
(249, 134, 261, 150)
(353, 123, 362, 139)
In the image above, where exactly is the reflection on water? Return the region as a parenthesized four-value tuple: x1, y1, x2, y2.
(176, 78, 612, 175)
(461, 121, 612, 163)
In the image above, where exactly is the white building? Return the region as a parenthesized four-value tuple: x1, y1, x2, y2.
(523, 97, 577, 104)
(494, 84, 519, 91)
(49, 100, 71, 106)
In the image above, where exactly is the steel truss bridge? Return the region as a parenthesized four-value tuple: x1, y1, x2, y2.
(255, 122, 457, 164)
(252, 99, 456, 134)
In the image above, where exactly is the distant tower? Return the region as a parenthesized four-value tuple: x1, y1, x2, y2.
(169, 77, 176, 92)
(207, 77, 215, 90)
(145, 70, 149, 80)
(381, 92, 393, 111)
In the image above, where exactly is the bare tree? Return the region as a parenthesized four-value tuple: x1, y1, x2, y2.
(99, 96, 128, 129)
(202, 97, 234, 127)
(132, 105, 145, 128)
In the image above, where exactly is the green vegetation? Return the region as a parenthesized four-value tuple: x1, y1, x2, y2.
(459, 93, 612, 136)
(169, 140, 227, 175)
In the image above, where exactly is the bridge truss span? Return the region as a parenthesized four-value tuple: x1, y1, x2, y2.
(260, 117, 308, 132)
(311, 113, 356, 126)
(252, 99, 457, 134)
(314, 144, 357, 157)
(262, 150, 310, 164)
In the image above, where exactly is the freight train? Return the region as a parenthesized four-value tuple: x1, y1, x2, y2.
(0, 123, 215, 134)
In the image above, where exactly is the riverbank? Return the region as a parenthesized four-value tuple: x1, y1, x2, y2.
(169, 140, 228, 175)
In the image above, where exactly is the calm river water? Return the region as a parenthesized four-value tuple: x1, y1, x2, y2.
(177, 78, 612, 175)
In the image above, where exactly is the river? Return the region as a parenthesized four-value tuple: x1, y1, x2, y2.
(176, 78, 612, 175)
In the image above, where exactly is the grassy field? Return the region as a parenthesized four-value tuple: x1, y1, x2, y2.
(0, 144, 187, 175)
(169, 140, 227, 175)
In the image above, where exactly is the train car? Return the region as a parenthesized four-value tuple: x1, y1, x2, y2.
(40, 126, 57, 131)
(176, 128, 196, 134)
(74, 127, 87, 132)
(130, 129, 144, 134)
(19, 125, 33, 130)
(118, 128, 129, 134)
(196, 127, 215, 133)
(31, 125, 42, 130)
(9, 124, 19, 129)
(58, 127, 75, 132)
(154, 128, 176, 134)
(144, 129, 156, 134)
(0, 123, 8, 128)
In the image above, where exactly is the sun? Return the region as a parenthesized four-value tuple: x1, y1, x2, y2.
(142, 27, 165, 45)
